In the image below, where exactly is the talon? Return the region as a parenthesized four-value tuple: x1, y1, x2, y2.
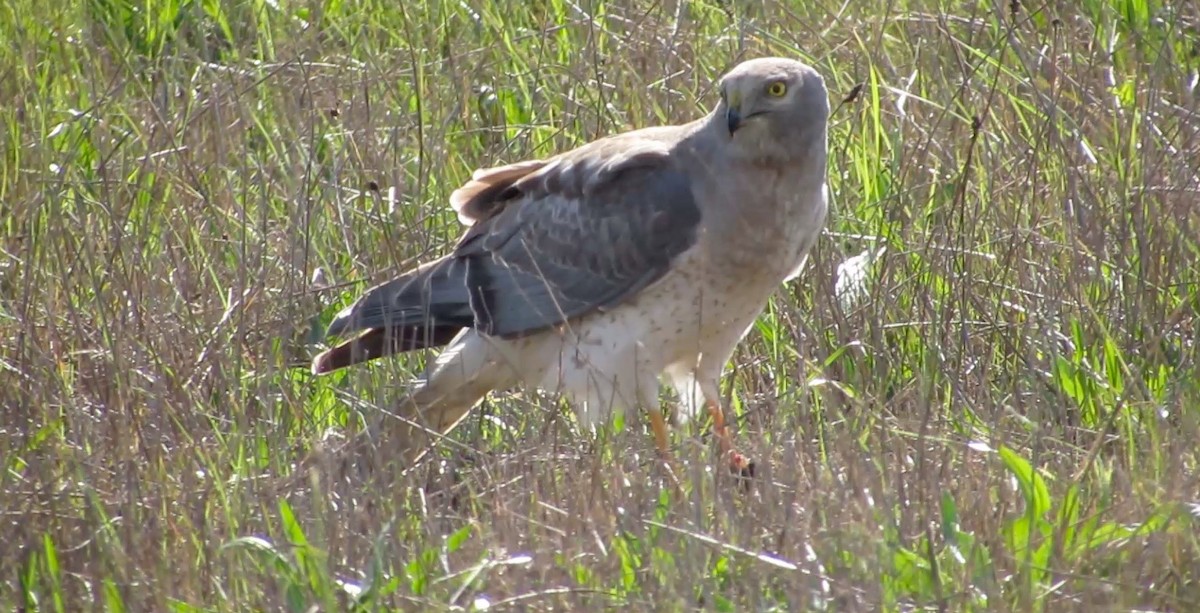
(728, 450, 755, 488)
(726, 452, 755, 493)
(703, 397, 756, 488)
(728, 451, 754, 476)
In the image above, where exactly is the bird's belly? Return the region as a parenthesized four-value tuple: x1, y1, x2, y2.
(521, 267, 774, 427)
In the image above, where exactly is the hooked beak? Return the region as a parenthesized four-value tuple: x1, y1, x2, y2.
(726, 106, 742, 135)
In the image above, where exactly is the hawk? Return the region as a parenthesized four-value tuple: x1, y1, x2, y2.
(311, 57, 830, 477)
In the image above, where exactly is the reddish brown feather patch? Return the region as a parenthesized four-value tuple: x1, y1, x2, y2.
(449, 160, 548, 224)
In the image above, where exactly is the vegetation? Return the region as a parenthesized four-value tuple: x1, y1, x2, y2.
(3, 0, 1198, 610)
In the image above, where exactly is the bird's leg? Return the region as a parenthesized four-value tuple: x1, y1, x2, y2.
(648, 407, 672, 457)
(702, 396, 755, 479)
(648, 407, 684, 491)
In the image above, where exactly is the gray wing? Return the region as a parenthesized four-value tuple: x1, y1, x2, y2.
(314, 137, 702, 371)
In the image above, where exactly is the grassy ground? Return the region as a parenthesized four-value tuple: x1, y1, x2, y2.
(3, 0, 1199, 610)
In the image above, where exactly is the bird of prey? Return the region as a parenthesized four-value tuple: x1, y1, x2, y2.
(311, 57, 830, 477)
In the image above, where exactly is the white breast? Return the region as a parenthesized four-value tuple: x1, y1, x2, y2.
(508, 179, 827, 429)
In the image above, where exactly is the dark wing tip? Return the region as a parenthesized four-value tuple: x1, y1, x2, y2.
(322, 307, 355, 340)
(309, 324, 465, 375)
(309, 327, 387, 375)
(321, 286, 389, 340)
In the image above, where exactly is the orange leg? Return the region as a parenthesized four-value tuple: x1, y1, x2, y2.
(648, 408, 683, 490)
(648, 408, 672, 457)
(704, 398, 754, 478)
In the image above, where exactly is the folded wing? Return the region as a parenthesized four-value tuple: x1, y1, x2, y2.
(311, 136, 702, 374)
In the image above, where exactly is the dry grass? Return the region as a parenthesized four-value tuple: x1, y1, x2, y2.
(3, 0, 1199, 610)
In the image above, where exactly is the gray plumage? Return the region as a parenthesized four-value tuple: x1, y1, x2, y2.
(312, 57, 830, 467)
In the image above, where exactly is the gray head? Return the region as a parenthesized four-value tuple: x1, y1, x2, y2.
(715, 57, 829, 163)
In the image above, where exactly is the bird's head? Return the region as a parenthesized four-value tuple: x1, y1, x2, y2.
(716, 57, 829, 164)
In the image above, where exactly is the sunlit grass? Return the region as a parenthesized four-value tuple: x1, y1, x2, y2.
(2, 0, 1198, 610)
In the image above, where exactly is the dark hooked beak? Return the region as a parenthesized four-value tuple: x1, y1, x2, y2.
(726, 107, 742, 135)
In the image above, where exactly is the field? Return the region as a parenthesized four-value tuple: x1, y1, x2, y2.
(3, 0, 1199, 610)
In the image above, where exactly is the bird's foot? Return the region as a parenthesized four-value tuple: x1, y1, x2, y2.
(727, 450, 755, 478)
(703, 399, 756, 490)
(726, 449, 756, 492)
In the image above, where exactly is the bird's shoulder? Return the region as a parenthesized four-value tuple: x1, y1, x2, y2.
(447, 124, 700, 230)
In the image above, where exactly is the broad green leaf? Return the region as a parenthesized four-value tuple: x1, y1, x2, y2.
(1057, 485, 1082, 556)
(447, 524, 472, 554)
(940, 492, 960, 547)
(999, 446, 1051, 517)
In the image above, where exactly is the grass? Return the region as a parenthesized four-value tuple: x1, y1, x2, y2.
(2, 0, 1199, 610)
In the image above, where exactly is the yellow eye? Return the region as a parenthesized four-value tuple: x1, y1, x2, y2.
(766, 81, 788, 97)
